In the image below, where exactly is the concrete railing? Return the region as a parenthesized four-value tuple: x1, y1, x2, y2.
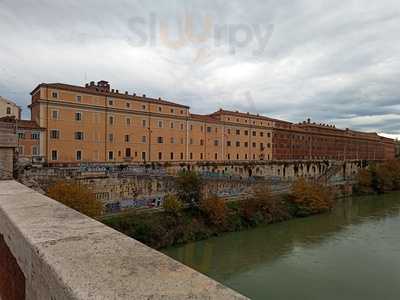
(0, 181, 247, 300)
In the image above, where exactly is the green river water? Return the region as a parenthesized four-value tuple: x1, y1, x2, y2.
(164, 193, 400, 299)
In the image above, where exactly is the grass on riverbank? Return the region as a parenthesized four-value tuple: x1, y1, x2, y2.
(102, 178, 335, 249)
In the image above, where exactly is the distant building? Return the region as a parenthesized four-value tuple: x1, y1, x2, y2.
(0, 116, 44, 162)
(28, 80, 396, 164)
(0, 96, 21, 119)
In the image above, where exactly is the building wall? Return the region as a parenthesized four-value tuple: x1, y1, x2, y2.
(29, 81, 396, 164)
(0, 97, 20, 120)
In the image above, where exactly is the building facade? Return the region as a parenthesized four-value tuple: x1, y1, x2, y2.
(0, 116, 44, 162)
(29, 80, 396, 164)
(0, 96, 21, 120)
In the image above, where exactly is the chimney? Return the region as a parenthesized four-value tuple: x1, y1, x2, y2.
(143, 94, 146, 98)
(85, 83, 89, 88)
(116, 90, 119, 93)
(111, 89, 115, 93)
(133, 93, 136, 96)
(125, 91, 128, 95)
(307, 118, 311, 124)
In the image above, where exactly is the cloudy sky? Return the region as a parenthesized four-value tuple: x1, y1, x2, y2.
(1, 0, 400, 138)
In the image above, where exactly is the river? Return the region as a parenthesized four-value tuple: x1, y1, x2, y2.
(163, 192, 400, 299)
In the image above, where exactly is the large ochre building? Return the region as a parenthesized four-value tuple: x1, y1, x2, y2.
(29, 80, 395, 164)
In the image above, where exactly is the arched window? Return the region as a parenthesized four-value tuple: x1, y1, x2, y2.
(6, 107, 11, 114)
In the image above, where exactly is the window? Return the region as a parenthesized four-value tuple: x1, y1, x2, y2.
(214, 140, 219, 146)
(252, 142, 256, 148)
(180, 153, 184, 160)
(207, 127, 212, 133)
(200, 153, 203, 160)
(190, 153, 193, 160)
(52, 92, 58, 98)
(157, 120, 163, 128)
(108, 151, 114, 160)
(52, 110, 59, 120)
(227, 128, 231, 134)
(141, 152, 146, 160)
(158, 152, 162, 160)
(236, 141, 240, 147)
(108, 133, 114, 142)
(126, 118, 131, 126)
(125, 148, 131, 158)
(170, 152, 174, 160)
(141, 136, 147, 143)
(236, 129, 240, 135)
(51, 150, 58, 160)
(244, 130, 248, 136)
(108, 100, 113, 106)
(76, 95, 81, 103)
(126, 102, 130, 108)
(76, 150, 82, 161)
(252, 131, 256, 137)
(237, 154, 240, 160)
(17, 132, 25, 139)
(157, 137, 164, 144)
(6, 107, 11, 114)
(75, 112, 82, 121)
(170, 108, 174, 113)
(50, 130, 60, 139)
(158, 106, 162, 112)
(227, 141, 231, 147)
(170, 122, 174, 129)
(267, 132, 271, 138)
(109, 116, 114, 125)
(142, 119, 147, 128)
(260, 132, 264, 137)
(31, 132, 40, 140)
(74, 131, 84, 140)
(244, 142, 248, 147)
(170, 137, 175, 144)
(32, 146, 39, 156)
(142, 105, 146, 110)
(180, 123, 184, 130)
(227, 154, 231, 160)
(125, 135, 130, 143)
(214, 153, 218, 160)
(200, 139, 204, 146)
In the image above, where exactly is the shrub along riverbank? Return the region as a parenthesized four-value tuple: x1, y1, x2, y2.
(102, 172, 335, 249)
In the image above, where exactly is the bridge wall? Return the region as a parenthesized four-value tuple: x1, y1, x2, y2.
(0, 181, 246, 299)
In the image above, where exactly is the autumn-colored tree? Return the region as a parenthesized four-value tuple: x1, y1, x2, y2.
(163, 194, 183, 216)
(47, 181, 103, 218)
(288, 178, 334, 216)
(200, 195, 227, 227)
(239, 184, 284, 224)
(356, 169, 373, 193)
(175, 170, 203, 207)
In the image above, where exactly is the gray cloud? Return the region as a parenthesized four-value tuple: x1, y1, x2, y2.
(0, 0, 400, 137)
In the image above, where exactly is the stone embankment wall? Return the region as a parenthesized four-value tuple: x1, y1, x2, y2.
(0, 180, 247, 300)
(20, 160, 365, 212)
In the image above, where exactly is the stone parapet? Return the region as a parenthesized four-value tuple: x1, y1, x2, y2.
(0, 180, 247, 300)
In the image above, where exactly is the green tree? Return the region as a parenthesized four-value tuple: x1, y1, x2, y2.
(175, 170, 203, 207)
(47, 181, 103, 218)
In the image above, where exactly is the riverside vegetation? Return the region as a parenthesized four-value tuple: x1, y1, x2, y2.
(47, 161, 400, 250)
(102, 171, 335, 249)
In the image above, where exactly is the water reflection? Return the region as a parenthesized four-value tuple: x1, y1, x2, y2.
(164, 193, 400, 299)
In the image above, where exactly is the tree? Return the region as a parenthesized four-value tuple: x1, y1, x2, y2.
(200, 195, 227, 227)
(47, 181, 103, 218)
(288, 178, 334, 216)
(163, 194, 183, 216)
(356, 169, 373, 193)
(175, 170, 203, 207)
